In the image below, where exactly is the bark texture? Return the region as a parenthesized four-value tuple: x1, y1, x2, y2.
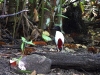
(33, 52, 100, 71)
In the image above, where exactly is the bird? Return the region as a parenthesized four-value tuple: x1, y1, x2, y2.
(54, 26, 64, 51)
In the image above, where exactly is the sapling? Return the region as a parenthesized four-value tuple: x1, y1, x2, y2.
(10, 37, 34, 72)
(21, 37, 34, 54)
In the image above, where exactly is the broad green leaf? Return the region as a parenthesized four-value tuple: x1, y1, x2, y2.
(42, 34, 52, 42)
(25, 40, 34, 45)
(56, 14, 68, 18)
(21, 37, 26, 42)
(21, 37, 34, 45)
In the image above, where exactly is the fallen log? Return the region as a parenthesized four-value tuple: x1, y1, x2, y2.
(32, 52, 100, 71)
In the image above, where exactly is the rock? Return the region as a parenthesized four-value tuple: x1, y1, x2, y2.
(18, 54, 51, 74)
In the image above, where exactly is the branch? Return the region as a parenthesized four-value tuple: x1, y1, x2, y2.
(0, 10, 29, 18)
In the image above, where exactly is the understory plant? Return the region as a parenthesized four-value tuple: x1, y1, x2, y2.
(21, 37, 34, 54)
(10, 37, 34, 73)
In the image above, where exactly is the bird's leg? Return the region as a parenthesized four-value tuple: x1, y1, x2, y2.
(56, 45, 60, 52)
(57, 49, 60, 52)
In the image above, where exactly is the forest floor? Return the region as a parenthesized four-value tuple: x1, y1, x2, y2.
(0, 25, 100, 75)
(0, 32, 100, 75)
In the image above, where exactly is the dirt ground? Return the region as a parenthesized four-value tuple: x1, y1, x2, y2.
(0, 42, 100, 75)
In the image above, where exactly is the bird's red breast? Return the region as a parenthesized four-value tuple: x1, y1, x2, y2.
(58, 38, 63, 50)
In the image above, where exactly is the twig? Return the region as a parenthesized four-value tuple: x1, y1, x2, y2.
(0, 10, 29, 18)
(23, 14, 42, 35)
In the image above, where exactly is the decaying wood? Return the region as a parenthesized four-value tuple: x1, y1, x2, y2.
(33, 52, 100, 71)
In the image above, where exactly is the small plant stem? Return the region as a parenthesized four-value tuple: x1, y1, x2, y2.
(40, 0, 45, 29)
(56, 0, 62, 26)
(91, 35, 94, 45)
(59, 0, 62, 27)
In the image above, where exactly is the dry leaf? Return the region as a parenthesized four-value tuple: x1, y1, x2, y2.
(70, 33, 79, 38)
(33, 8, 39, 22)
(10, 59, 17, 67)
(30, 70, 36, 75)
(76, 44, 87, 49)
(0, 41, 6, 45)
(31, 29, 42, 41)
(22, 47, 36, 55)
(33, 41, 47, 45)
(64, 43, 77, 49)
(10, 60, 17, 67)
(88, 46, 98, 53)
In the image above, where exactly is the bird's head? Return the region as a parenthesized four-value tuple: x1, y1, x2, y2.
(53, 26, 61, 32)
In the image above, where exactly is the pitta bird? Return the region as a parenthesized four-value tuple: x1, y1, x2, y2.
(54, 26, 64, 51)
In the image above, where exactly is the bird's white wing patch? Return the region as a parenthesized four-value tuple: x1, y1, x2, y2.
(55, 31, 64, 45)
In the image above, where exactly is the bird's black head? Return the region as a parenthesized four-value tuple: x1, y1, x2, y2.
(53, 26, 61, 32)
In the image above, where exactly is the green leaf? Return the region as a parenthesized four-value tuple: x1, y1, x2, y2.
(80, 2, 84, 13)
(44, 8, 50, 11)
(12, 58, 19, 61)
(55, 24, 60, 26)
(91, 0, 95, 2)
(42, 34, 52, 42)
(47, 1, 52, 7)
(29, 0, 33, 3)
(17, 56, 23, 63)
(21, 37, 34, 45)
(43, 31, 50, 36)
(25, 40, 34, 45)
(21, 37, 26, 42)
(0, 0, 3, 2)
(56, 14, 68, 18)
(11, 56, 22, 64)
(19, 70, 32, 73)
